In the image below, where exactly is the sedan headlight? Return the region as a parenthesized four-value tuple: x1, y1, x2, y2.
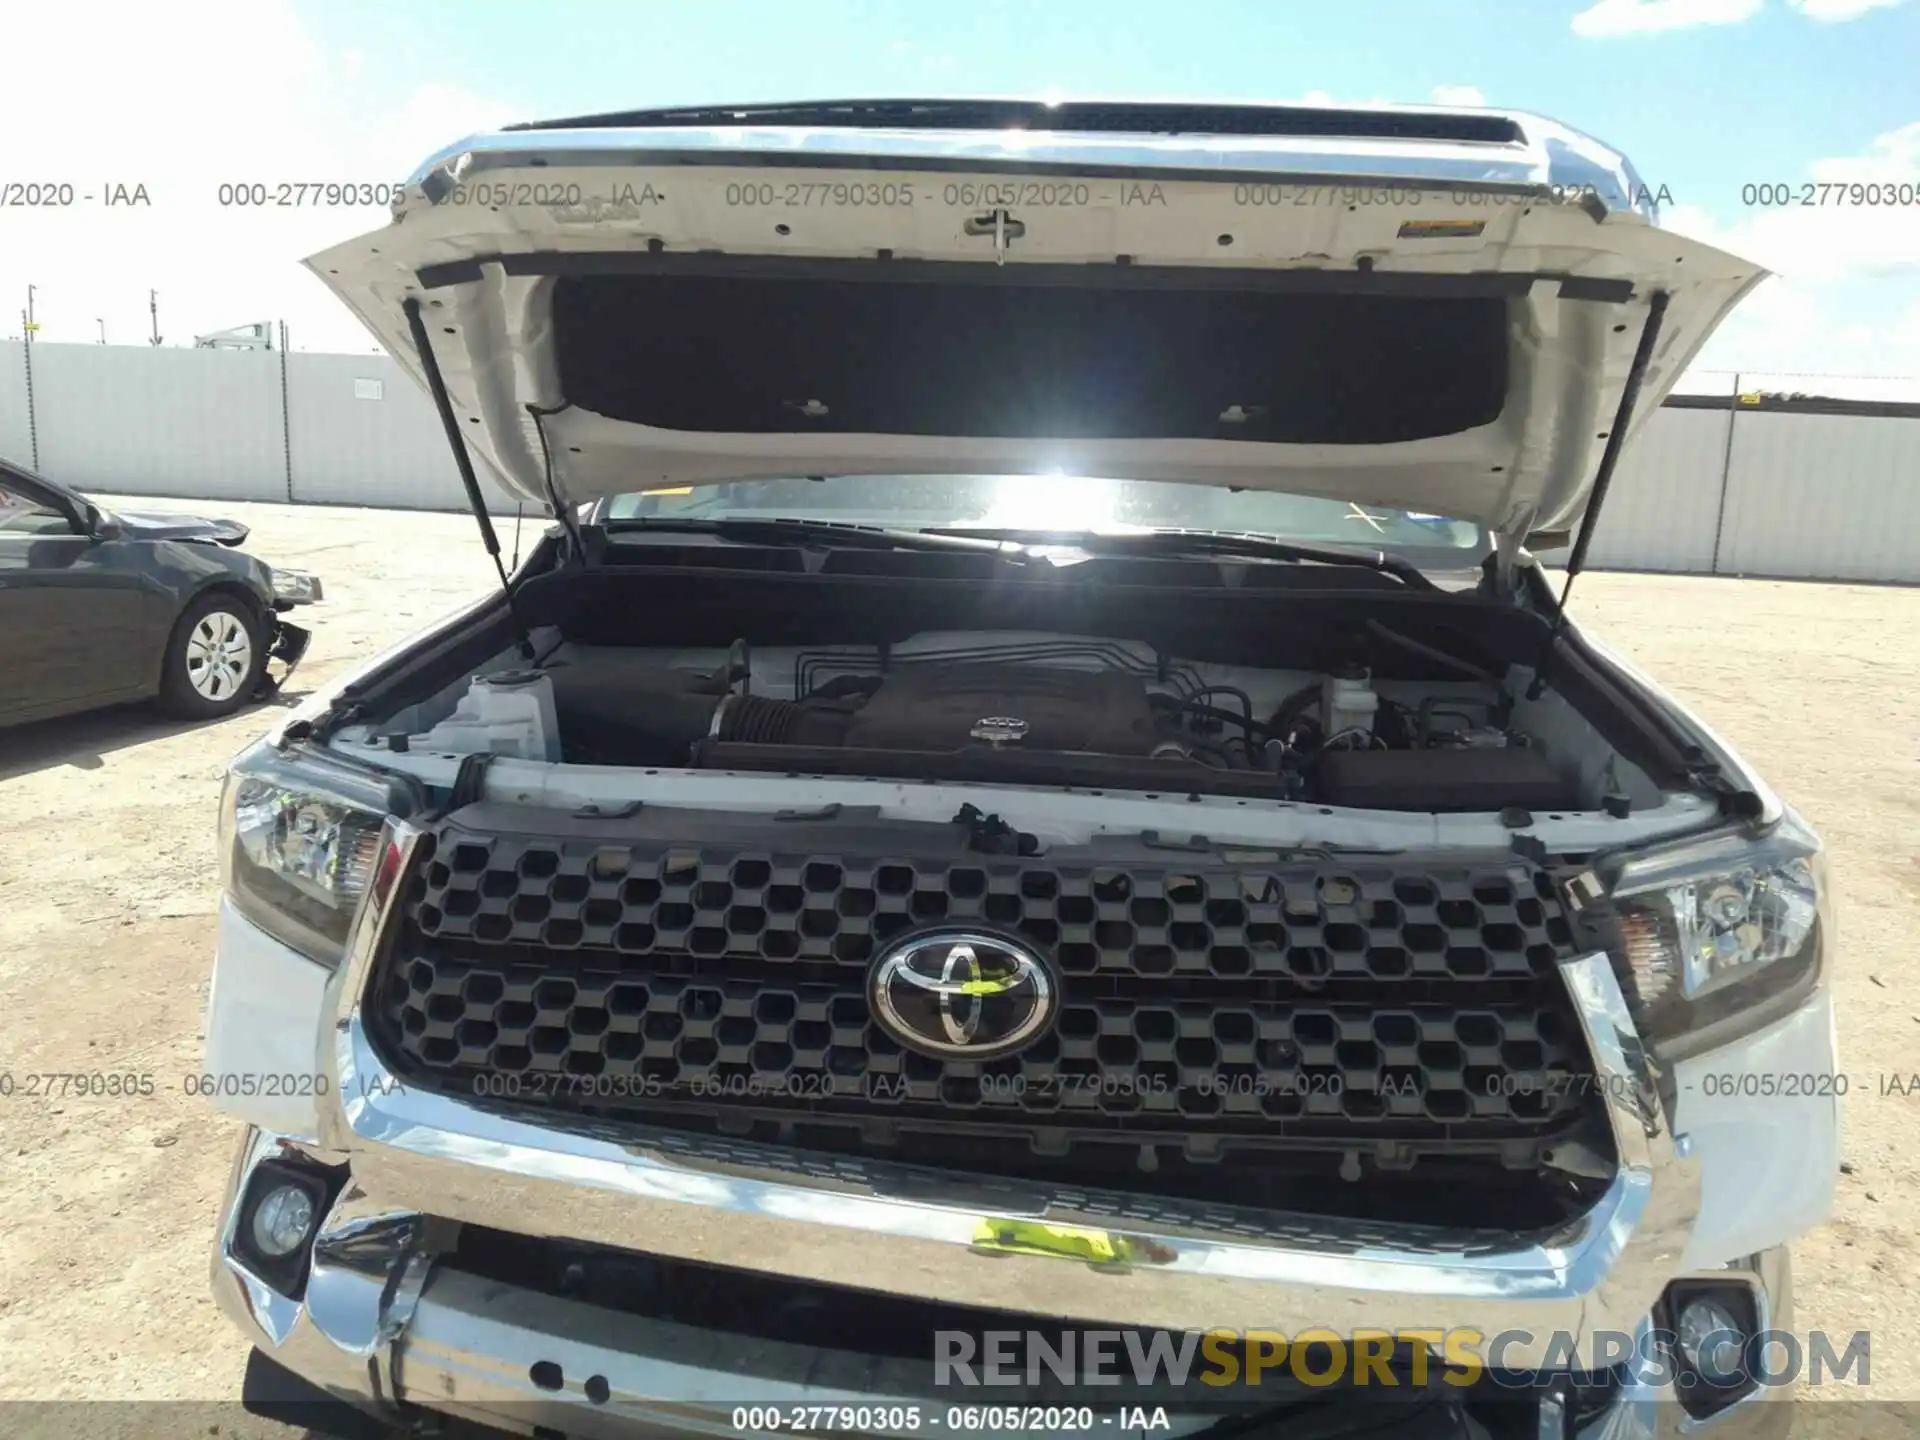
(220, 743, 409, 966)
(1592, 809, 1830, 1054)
(268, 568, 325, 605)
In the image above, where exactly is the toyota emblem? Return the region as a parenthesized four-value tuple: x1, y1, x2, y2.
(868, 930, 1057, 1060)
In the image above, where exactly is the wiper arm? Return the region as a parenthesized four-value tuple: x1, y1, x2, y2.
(601, 518, 1437, 586)
(928, 528, 1438, 590)
(599, 516, 1016, 554)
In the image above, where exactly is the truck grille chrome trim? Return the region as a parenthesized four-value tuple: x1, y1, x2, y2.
(302, 818, 1700, 1367)
(363, 812, 1606, 1213)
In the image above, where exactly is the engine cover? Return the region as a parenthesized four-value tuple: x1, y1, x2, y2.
(838, 665, 1160, 754)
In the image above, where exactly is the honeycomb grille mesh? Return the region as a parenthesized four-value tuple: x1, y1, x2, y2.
(369, 823, 1596, 1164)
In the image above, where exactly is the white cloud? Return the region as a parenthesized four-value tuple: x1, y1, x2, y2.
(1664, 123, 1920, 284)
(1688, 283, 1920, 390)
(1571, 0, 1763, 36)
(0, 0, 519, 352)
(1786, 0, 1909, 18)
(1430, 85, 1488, 107)
(1665, 122, 1920, 386)
(1574, 0, 1908, 30)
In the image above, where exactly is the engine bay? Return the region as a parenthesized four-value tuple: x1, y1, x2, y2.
(383, 631, 1608, 814)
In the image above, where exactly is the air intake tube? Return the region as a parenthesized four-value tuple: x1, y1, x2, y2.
(546, 665, 861, 766)
(708, 692, 861, 747)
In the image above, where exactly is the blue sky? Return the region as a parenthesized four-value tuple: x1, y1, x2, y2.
(5, 0, 1919, 391)
(297, 0, 1919, 187)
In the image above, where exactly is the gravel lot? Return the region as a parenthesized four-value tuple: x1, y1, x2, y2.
(1, 496, 1915, 1430)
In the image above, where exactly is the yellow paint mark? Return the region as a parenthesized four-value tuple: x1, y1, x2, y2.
(972, 1219, 1124, 1264)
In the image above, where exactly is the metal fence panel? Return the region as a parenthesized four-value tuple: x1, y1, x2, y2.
(285, 352, 520, 513)
(1716, 412, 1920, 583)
(1580, 406, 1734, 574)
(0, 342, 33, 466)
(25, 342, 287, 501)
(8, 341, 1920, 584)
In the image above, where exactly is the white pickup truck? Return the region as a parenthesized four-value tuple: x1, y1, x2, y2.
(200, 96, 1834, 1440)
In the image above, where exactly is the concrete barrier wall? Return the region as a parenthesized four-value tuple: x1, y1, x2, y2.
(283, 352, 519, 513)
(27, 343, 287, 502)
(0, 342, 518, 514)
(1714, 412, 1920, 583)
(0, 343, 34, 464)
(1579, 406, 1736, 575)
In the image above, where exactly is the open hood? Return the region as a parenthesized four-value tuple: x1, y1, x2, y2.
(307, 97, 1763, 542)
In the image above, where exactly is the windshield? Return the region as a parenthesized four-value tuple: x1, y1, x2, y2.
(0, 471, 85, 535)
(600, 475, 1486, 553)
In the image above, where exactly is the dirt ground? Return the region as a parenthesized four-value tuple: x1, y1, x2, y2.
(0, 497, 1915, 1428)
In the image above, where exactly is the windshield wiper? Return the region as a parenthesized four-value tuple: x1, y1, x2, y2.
(601, 518, 1438, 587)
(599, 516, 1017, 554)
(927, 527, 1439, 590)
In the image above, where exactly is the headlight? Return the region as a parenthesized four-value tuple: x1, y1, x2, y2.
(269, 568, 324, 604)
(1593, 809, 1829, 1054)
(220, 743, 408, 966)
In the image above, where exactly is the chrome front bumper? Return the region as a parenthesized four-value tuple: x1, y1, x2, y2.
(213, 1126, 1791, 1440)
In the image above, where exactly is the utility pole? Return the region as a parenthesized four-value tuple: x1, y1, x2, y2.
(20, 303, 40, 470)
(149, 289, 162, 346)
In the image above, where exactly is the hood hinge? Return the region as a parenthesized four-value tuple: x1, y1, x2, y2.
(1490, 529, 1527, 596)
(526, 401, 589, 568)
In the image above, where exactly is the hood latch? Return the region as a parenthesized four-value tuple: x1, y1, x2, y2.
(963, 209, 1026, 265)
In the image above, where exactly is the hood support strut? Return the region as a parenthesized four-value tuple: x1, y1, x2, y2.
(402, 296, 535, 658)
(1527, 289, 1670, 697)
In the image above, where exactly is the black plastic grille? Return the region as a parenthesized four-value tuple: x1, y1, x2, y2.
(370, 816, 1599, 1187)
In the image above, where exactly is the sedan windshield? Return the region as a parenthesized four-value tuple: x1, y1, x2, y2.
(600, 474, 1485, 553)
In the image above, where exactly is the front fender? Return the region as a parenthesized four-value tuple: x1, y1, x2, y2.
(169, 547, 307, 700)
